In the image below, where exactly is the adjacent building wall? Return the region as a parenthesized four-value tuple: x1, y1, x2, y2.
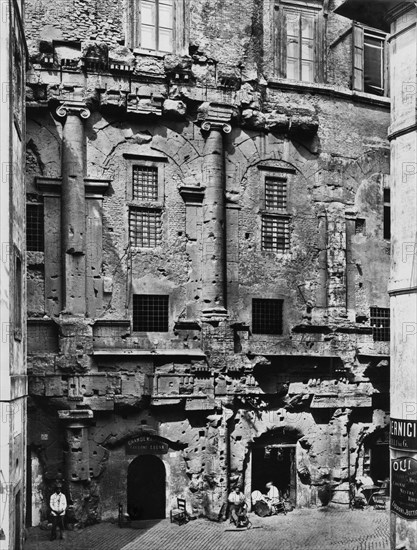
(0, 1, 28, 548)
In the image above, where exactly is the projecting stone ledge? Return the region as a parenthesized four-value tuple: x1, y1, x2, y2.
(311, 394, 372, 408)
(58, 409, 94, 421)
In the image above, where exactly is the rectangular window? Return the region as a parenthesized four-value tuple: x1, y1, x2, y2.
(252, 298, 283, 335)
(274, 1, 325, 83)
(353, 25, 387, 96)
(383, 188, 390, 240)
(285, 8, 315, 82)
(133, 294, 169, 332)
(26, 203, 44, 252)
(139, 0, 173, 52)
(364, 30, 384, 95)
(370, 307, 390, 342)
(129, 207, 162, 248)
(262, 216, 290, 252)
(132, 166, 158, 201)
(265, 177, 287, 210)
(355, 218, 366, 234)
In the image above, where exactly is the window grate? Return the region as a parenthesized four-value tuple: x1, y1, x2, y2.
(265, 177, 287, 210)
(252, 299, 283, 335)
(26, 203, 44, 252)
(370, 307, 390, 342)
(262, 216, 290, 252)
(133, 294, 169, 332)
(132, 165, 158, 201)
(129, 207, 161, 248)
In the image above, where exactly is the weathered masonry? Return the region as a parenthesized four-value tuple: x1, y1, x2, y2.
(0, 1, 28, 549)
(25, 0, 392, 525)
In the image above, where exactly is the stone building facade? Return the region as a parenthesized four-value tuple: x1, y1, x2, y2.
(25, 0, 392, 525)
(336, 2, 417, 549)
(0, 1, 28, 548)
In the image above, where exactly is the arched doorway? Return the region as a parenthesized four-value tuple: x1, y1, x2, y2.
(127, 455, 166, 519)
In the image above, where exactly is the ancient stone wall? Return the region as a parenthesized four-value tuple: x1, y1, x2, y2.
(25, 0, 392, 526)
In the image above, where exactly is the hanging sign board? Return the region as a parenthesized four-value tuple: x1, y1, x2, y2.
(390, 418, 417, 451)
(391, 457, 417, 520)
(126, 435, 169, 456)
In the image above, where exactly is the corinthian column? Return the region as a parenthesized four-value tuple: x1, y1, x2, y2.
(56, 101, 91, 315)
(199, 105, 232, 318)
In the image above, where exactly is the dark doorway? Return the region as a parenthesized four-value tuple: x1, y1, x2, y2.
(365, 429, 390, 484)
(252, 445, 297, 505)
(127, 455, 166, 520)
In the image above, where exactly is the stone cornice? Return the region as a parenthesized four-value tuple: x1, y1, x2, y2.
(178, 185, 205, 205)
(35, 176, 111, 198)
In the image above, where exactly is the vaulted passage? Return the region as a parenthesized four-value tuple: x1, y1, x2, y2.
(127, 455, 166, 520)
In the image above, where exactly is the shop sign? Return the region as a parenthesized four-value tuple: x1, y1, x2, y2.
(126, 435, 168, 456)
(390, 418, 417, 451)
(391, 457, 417, 520)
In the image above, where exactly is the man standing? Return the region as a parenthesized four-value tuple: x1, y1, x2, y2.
(50, 484, 67, 541)
(227, 486, 246, 525)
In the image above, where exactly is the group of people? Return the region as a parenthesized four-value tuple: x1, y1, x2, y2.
(227, 481, 284, 526)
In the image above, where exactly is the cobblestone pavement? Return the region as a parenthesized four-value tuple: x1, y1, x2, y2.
(24, 507, 390, 550)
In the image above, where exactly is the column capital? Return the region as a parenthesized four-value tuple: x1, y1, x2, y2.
(56, 101, 91, 119)
(197, 102, 234, 134)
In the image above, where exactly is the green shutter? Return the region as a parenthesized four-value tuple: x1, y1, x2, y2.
(384, 34, 390, 97)
(274, 2, 287, 78)
(314, 10, 327, 84)
(352, 23, 364, 91)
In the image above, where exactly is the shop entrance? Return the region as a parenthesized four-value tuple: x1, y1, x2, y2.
(364, 429, 390, 484)
(251, 444, 297, 504)
(127, 455, 166, 520)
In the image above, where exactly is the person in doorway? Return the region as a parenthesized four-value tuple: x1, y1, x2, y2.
(265, 482, 280, 505)
(227, 486, 246, 526)
(50, 484, 67, 541)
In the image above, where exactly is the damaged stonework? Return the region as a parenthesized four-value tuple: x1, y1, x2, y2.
(25, 0, 391, 528)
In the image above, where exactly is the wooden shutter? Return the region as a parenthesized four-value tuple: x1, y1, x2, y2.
(384, 34, 390, 97)
(274, 2, 287, 78)
(352, 23, 364, 91)
(314, 9, 327, 83)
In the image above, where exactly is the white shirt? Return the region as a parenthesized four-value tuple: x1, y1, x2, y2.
(228, 491, 245, 505)
(267, 485, 280, 501)
(359, 475, 374, 487)
(50, 492, 67, 516)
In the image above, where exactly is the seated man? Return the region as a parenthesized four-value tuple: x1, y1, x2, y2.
(265, 481, 280, 507)
(228, 486, 246, 525)
(252, 490, 270, 517)
(358, 472, 374, 487)
(251, 490, 266, 506)
(352, 480, 367, 508)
